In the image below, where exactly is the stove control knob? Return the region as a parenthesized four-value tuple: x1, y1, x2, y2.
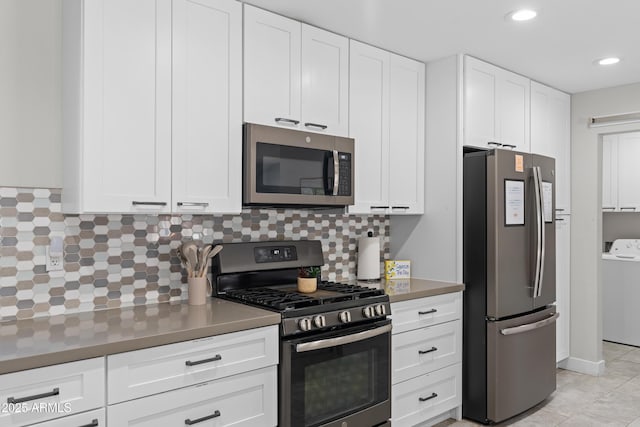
(339, 311, 352, 323)
(313, 315, 326, 328)
(299, 318, 312, 331)
(362, 306, 375, 318)
(375, 304, 387, 316)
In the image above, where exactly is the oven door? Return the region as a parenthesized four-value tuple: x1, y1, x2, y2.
(280, 320, 391, 427)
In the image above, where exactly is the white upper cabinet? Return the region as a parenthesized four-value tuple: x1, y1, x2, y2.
(301, 24, 349, 136)
(349, 40, 425, 215)
(388, 54, 425, 214)
(63, 0, 242, 214)
(244, 5, 301, 129)
(464, 56, 530, 151)
(349, 40, 390, 214)
(172, 0, 242, 214)
(602, 134, 618, 211)
(244, 5, 349, 136)
(530, 81, 571, 213)
(64, 0, 172, 213)
(616, 132, 640, 211)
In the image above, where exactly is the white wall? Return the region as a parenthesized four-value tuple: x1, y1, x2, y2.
(0, 0, 62, 188)
(570, 82, 640, 372)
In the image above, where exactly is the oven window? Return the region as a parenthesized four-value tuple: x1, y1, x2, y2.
(256, 142, 331, 195)
(287, 325, 390, 427)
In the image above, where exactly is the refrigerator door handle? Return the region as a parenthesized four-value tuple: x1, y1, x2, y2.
(500, 312, 559, 335)
(537, 167, 546, 297)
(532, 167, 543, 298)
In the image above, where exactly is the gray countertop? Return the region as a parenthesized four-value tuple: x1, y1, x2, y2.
(0, 298, 280, 375)
(0, 278, 463, 375)
(360, 277, 465, 303)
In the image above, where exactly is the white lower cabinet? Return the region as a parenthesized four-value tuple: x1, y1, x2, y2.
(107, 366, 277, 427)
(0, 358, 105, 427)
(106, 325, 278, 427)
(391, 292, 462, 426)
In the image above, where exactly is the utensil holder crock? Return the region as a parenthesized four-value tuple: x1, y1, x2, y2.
(188, 277, 209, 305)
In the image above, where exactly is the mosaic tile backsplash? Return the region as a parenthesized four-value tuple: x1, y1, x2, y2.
(0, 187, 389, 321)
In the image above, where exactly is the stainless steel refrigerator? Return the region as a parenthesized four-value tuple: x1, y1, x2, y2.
(463, 148, 558, 424)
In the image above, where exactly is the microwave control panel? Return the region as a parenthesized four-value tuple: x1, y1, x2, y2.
(337, 152, 352, 196)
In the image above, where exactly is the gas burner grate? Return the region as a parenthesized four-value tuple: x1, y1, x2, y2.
(318, 282, 386, 299)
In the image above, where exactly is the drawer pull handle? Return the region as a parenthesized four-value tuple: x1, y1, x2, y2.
(185, 354, 222, 366)
(185, 410, 221, 425)
(418, 309, 437, 315)
(7, 387, 60, 404)
(132, 201, 167, 206)
(418, 346, 438, 355)
(78, 419, 99, 427)
(419, 392, 438, 402)
(275, 117, 300, 125)
(304, 122, 328, 130)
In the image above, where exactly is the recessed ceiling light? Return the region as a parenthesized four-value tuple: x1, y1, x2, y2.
(597, 57, 621, 66)
(509, 9, 537, 21)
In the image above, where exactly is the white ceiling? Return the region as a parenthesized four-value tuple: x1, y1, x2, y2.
(241, 0, 640, 94)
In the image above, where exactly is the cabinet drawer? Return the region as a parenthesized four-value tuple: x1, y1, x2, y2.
(107, 325, 278, 404)
(0, 358, 105, 427)
(392, 320, 461, 384)
(108, 366, 277, 427)
(30, 408, 105, 427)
(391, 292, 462, 334)
(392, 363, 461, 427)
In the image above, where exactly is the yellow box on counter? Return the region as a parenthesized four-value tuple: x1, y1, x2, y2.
(384, 260, 411, 279)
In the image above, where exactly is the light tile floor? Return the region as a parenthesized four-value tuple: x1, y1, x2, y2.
(436, 341, 640, 426)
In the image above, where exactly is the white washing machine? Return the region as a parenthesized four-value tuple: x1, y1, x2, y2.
(603, 239, 640, 346)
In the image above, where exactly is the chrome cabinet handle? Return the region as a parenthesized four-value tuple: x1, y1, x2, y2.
(602, 207, 616, 211)
(418, 309, 437, 315)
(418, 346, 438, 355)
(185, 354, 222, 366)
(419, 393, 438, 402)
(555, 208, 565, 212)
(304, 122, 328, 130)
(370, 206, 389, 210)
(487, 142, 502, 147)
(185, 410, 221, 425)
(78, 420, 99, 427)
(555, 217, 565, 222)
(391, 206, 410, 210)
(177, 202, 209, 207)
(274, 117, 300, 125)
(500, 312, 559, 335)
(620, 207, 637, 211)
(502, 143, 517, 149)
(7, 387, 60, 404)
(132, 201, 167, 206)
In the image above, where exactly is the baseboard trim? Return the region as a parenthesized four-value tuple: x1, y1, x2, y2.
(559, 356, 605, 376)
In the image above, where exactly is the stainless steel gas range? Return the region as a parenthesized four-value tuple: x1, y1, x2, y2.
(212, 240, 391, 427)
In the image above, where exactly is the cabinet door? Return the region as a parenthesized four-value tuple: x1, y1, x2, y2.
(301, 25, 349, 137)
(616, 132, 640, 211)
(602, 135, 618, 211)
(497, 68, 530, 152)
(82, 0, 172, 213)
(531, 82, 571, 213)
(349, 40, 390, 214)
(463, 56, 498, 149)
(172, 0, 242, 214)
(555, 214, 570, 362)
(244, 5, 301, 129)
(107, 366, 277, 427)
(388, 54, 425, 214)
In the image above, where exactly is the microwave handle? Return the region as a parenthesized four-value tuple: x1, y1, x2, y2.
(332, 150, 340, 196)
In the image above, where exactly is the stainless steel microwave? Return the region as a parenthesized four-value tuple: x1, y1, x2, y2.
(243, 123, 354, 207)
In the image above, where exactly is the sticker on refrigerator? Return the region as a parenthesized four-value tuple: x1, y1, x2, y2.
(515, 155, 524, 172)
(505, 180, 525, 226)
(542, 181, 553, 222)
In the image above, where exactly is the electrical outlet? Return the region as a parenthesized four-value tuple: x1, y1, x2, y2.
(46, 236, 64, 272)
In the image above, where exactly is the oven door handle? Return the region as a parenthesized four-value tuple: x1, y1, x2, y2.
(295, 324, 392, 353)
